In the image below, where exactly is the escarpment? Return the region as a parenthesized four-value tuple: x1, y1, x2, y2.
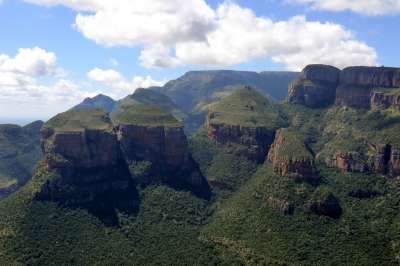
(288, 64, 340, 108)
(38, 109, 138, 224)
(112, 104, 210, 197)
(289, 65, 400, 109)
(206, 86, 285, 162)
(371, 89, 400, 111)
(267, 128, 318, 181)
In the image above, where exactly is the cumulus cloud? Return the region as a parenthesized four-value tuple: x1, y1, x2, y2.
(287, 0, 400, 16)
(0, 47, 58, 76)
(25, 0, 378, 70)
(0, 48, 89, 119)
(88, 68, 166, 98)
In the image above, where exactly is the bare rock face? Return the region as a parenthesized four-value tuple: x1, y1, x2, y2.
(390, 147, 400, 177)
(206, 118, 275, 162)
(265, 196, 294, 215)
(112, 104, 210, 197)
(38, 109, 137, 225)
(325, 152, 368, 173)
(116, 124, 187, 173)
(335, 85, 372, 109)
(340, 66, 400, 87)
(206, 86, 284, 163)
(288, 65, 400, 109)
(336, 66, 400, 109)
(267, 129, 318, 181)
(287, 64, 340, 108)
(371, 91, 400, 111)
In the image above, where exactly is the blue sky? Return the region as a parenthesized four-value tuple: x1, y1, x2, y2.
(0, 0, 399, 121)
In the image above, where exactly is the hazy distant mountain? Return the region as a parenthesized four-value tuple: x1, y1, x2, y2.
(152, 70, 300, 113)
(0, 120, 43, 199)
(72, 94, 117, 113)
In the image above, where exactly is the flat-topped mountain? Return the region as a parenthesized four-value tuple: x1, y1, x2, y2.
(155, 70, 299, 113)
(0, 121, 43, 199)
(206, 86, 286, 162)
(39, 109, 137, 224)
(289, 64, 400, 109)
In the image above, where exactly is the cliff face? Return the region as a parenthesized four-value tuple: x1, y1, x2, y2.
(206, 116, 275, 162)
(340, 67, 400, 87)
(206, 87, 285, 163)
(287, 64, 340, 108)
(37, 109, 137, 224)
(324, 152, 368, 173)
(267, 129, 317, 181)
(116, 124, 187, 173)
(371, 91, 400, 111)
(289, 65, 400, 109)
(113, 104, 210, 197)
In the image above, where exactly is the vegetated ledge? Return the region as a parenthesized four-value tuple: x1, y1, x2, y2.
(267, 128, 318, 182)
(206, 86, 286, 162)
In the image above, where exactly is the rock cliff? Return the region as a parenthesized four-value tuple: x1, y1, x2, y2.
(371, 89, 400, 111)
(267, 128, 318, 181)
(288, 65, 400, 109)
(206, 86, 285, 162)
(113, 104, 210, 197)
(287, 64, 340, 108)
(324, 152, 368, 173)
(38, 109, 138, 224)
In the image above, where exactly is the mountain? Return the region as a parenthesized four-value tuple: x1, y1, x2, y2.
(0, 120, 43, 199)
(72, 94, 117, 113)
(114, 88, 188, 121)
(153, 70, 300, 113)
(1, 65, 400, 265)
(206, 86, 287, 162)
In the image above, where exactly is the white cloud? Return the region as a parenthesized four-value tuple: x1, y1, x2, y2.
(0, 47, 58, 77)
(25, 0, 378, 70)
(87, 68, 166, 98)
(287, 0, 400, 16)
(0, 48, 89, 119)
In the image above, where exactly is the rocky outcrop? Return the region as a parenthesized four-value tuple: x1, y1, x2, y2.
(335, 84, 372, 109)
(371, 91, 400, 111)
(265, 196, 294, 215)
(288, 65, 400, 109)
(308, 191, 342, 219)
(115, 123, 209, 194)
(113, 105, 210, 197)
(389, 147, 400, 177)
(287, 64, 340, 108)
(37, 109, 138, 225)
(324, 152, 368, 173)
(206, 118, 275, 162)
(206, 87, 284, 163)
(340, 66, 400, 87)
(267, 129, 318, 181)
(336, 67, 400, 109)
(367, 142, 400, 177)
